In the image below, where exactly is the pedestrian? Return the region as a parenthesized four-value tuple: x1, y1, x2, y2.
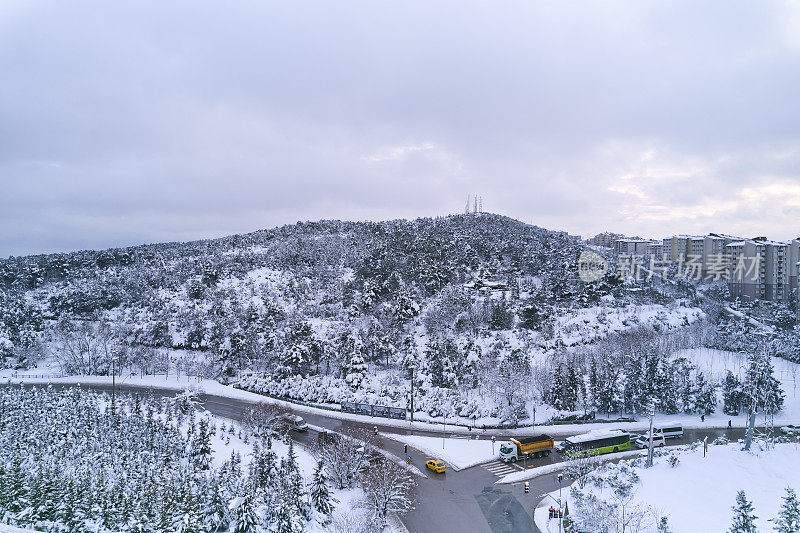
(728, 420, 732, 428)
(404, 444, 408, 454)
(701, 414, 705, 422)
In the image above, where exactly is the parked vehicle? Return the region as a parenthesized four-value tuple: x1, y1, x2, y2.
(633, 433, 665, 449)
(559, 429, 631, 456)
(426, 459, 446, 473)
(499, 435, 554, 463)
(652, 424, 683, 439)
(279, 414, 308, 432)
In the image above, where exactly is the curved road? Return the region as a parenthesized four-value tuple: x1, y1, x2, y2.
(5, 381, 752, 533)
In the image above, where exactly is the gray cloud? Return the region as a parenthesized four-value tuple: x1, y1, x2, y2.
(1, 0, 800, 256)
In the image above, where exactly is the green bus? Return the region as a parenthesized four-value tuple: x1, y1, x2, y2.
(560, 429, 631, 456)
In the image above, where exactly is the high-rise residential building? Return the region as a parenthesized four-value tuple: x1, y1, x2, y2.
(724, 238, 798, 302)
(587, 232, 625, 248)
(646, 241, 663, 259)
(656, 232, 797, 302)
(789, 239, 800, 294)
(613, 238, 659, 256)
(662, 235, 693, 262)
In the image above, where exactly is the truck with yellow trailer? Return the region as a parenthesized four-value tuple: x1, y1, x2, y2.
(499, 435, 554, 463)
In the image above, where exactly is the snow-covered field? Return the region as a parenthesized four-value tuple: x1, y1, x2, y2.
(535, 441, 800, 533)
(555, 303, 704, 346)
(677, 347, 800, 425)
(6, 347, 800, 440)
(499, 448, 647, 484)
(383, 434, 506, 470)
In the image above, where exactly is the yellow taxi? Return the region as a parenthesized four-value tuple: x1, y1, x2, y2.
(425, 459, 446, 473)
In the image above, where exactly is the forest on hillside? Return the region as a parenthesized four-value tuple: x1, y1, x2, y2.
(1, 214, 797, 423)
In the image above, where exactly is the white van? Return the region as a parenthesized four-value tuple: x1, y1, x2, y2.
(280, 414, 309, 432)
(652, 424, 683, 440)
(633, 433, 665, 449)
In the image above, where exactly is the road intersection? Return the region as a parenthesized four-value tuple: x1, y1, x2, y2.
(5, 381, 751, 533)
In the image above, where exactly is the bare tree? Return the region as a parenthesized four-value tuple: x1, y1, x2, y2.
(563, 449, 601, 489)
(327, 508, 373, 533)
(53, 318, 123, 375)
(359, 459, 416, 528)
(239, 402, 289, 438)
(314, 427, 376, 490)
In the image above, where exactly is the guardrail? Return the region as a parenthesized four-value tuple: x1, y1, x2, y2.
(6, 373, 639, 430)
(8, 373, 65, 379)
(232, 384, 638, 430)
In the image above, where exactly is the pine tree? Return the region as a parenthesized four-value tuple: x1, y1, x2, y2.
(745, 349, 785, 415)
(343, 342, 368, 390)
(722, 371, 744, 416)
(564, 362, 580, 411)
(281, 442, 310, 522)
(693, 372, 717, 415)
(773, 487, 800, 533)
(548, 364, 569, 411)
(623, 356, 645, 414)
(230, 493, 260, 533)
(729, 490, 758, 533)
(310, 460, 334, 516)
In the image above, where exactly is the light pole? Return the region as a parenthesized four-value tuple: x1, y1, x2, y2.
(646, 399, 658, 468)
(409, 364, 415, 424)
(557, 473, 564, 533)
(541, 492, 564, 533)
(110, 355, 119, 425)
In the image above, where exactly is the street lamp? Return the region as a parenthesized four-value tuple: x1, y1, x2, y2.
(409, 364, 415, 423)
(110, 355, 120, 425)
(646, 398, 659, 468)
(540, 475, 566, 533)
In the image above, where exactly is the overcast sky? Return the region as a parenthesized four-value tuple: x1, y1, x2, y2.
(2, 1, 800, 257)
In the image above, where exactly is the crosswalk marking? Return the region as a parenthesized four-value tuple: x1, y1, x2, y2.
(483, 461, 519, 477)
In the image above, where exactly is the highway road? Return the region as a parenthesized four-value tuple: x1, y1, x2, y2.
(5, 381, 753, 533)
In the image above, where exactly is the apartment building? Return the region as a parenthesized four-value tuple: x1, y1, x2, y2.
(614, 238, 660, 256)
(790, 239, 800, 293)
(587, 232, 625, 248)
(657, 233, 800, 302)
(646, 241, 663, 259)
(662, 235, 694, 262)
(724, 239, 799, 302)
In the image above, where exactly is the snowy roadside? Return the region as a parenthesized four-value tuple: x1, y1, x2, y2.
(534, 441, 800, 532)
(382, 433, 504, 471)
(305, 423, 426, 478)
(5, 373, 800, 437)
(533, 488, 567, 533)
(386, 512, 411, 533)
(497, 449, 647, 484)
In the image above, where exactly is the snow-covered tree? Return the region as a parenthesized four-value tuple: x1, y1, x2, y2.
(729, 490, 758, 533)
(229, 493, 260, 533)
(722, 371, 746, 416)
(744, 349, 785, 415)
(693, 372, 717, 416)
(310, 460, 334, 516)
(359, 460, 416, 527)
(772, 487, 800, 533)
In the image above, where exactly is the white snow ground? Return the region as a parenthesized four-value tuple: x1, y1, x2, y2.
(534, 441, 800, 533)
(383, 434, 507, 470)
(5, 345, 800, 438)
